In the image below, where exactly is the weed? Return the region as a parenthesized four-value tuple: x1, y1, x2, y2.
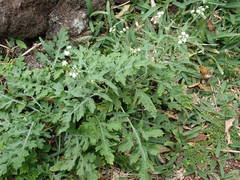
(0, 0, 239, 179)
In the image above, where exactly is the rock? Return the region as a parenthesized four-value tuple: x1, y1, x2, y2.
(0, 0, 125, 39)
(0, 0, 58, 38)
(46, 0, 88, 39)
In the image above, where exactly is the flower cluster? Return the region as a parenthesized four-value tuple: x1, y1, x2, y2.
(119, 26, 129, 34)
(64, 45, 72, 56)
(62, 60, 68, 66)
(191, 6, 209, 19)
(130, 47, 141, 53)
(69, 71, 78, 78)
(68, 65, 80, 78)
(109, 26, 116, 33)
(178, 32, 189, 44)
(151, 11, 164, 25)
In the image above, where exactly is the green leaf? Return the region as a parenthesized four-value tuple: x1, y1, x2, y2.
(104, 80, 119, 95)
(53, 83, 64, 96)
(221, 1, 240, 8)
(107, 121, 122, 131)
(74, 103, 86, 121)
(57, 113, 72, 135)
(50, 158, 76, 171)
(142, 7, 158, 20)
(86, 98, 96, 113)
(118, 136, 133, 152)
(16, 39, 27, 49)
(142, 129, 164, 140)
(94, 92, 112, 102)
(96, 120, 115, 164)
(136, 90, 157, 118)
(0, 164, 8, 176)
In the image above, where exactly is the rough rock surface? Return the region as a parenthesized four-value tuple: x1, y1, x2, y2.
(0, 0, 127, 39)
(0, 0, 58, 38)
(46, 0, 105, 39)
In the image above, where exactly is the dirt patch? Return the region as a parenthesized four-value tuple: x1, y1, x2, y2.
(224, 159, 240, 174)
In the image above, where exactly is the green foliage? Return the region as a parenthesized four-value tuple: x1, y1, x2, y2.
(0, 29, 183, 179)
(0, 0, 239, 179)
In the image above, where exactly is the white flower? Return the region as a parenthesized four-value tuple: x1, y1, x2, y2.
(178, 32, 189, 44)
(191, 6, 208, 19)
(69, 72, 78, 78)
(135, 21, 139, 27)
(151, 11, 164, 25)
(178, 40, 183, 44)
(64, 50, 70, 56)
(156, 11, 164, 17)
(120, 27, 129, 34)
(109, 26, 116, 33)
(191, 10, 195, 14)
(62, 60, 68, 66)
(72, 65, 77, 70)
(66, 45, 72, 49)
(130, 47, 141, 53)
(181, 32, 186, 36)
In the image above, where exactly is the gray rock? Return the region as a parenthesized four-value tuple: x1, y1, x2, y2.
(0, 0, 127, 39)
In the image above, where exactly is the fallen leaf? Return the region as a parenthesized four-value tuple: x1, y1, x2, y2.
(115, 5, 130, 19)
(171, 168, 186, 180)
(164, 111, 178, 120)
(209, 173, 220, 180)
(188, 133, 209, 143)
(198, 84, 212, 91)
(225, 118, 236, 145)
(207, 19, 216, 32)
(199, 65, 213, 80)
(188, 83, 200, 88)
(156, 144, 171, 153)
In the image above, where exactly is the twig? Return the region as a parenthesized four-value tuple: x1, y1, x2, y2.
(0, 44, 10, 50)
(221, 149, 240, 153)
(21, 43, 42, 56)
(112, 1, 130, 9)
(207, 148, 240, 153)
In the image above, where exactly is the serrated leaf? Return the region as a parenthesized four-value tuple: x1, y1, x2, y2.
(74, 104, 85, 121)
(142, 129, 164, 140)
(86, 98, 96, 113)
(136, 90, 157, 118)
(118, 136, 133, 152)
(157, 84, 165, 97)
(0, 164, 8, 176)
(107, 121, 122, 131)
(96, 120, 115, 164)
(94, 92, 112, 102)
(104, 80, 119, 95)
(12, 150, 29, 170)
(57, 113, 72, 135)
(50, 159, 76, 171)
(53, 83, 64, 96)
(130, 149, 141, 164)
